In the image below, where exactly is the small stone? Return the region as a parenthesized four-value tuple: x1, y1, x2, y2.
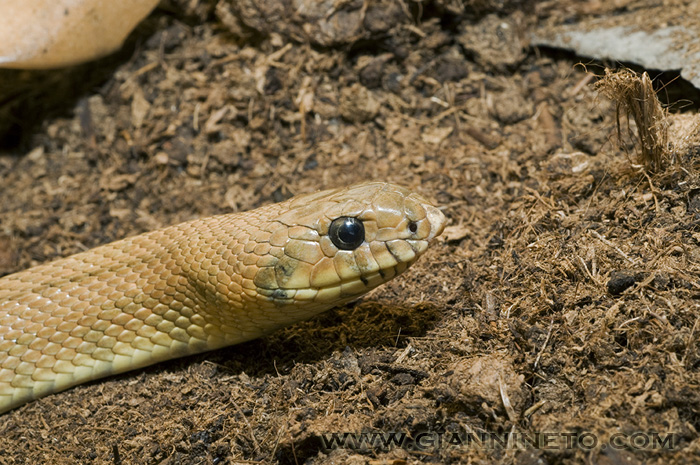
(154, 152, 169, 165)
(339, 84, 380, 123)
(607, 270, 638, 295)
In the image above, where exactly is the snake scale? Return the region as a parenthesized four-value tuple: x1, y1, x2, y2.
(0, 182, 446, 414)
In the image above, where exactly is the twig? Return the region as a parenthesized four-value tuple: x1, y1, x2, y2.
(589, 229, 636, 265)
(534, 316, 555, 369)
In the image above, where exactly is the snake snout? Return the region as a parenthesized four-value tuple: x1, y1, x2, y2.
(425, 205, 447, 241)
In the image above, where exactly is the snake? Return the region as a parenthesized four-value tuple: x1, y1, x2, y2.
(0, 181, 446, 414)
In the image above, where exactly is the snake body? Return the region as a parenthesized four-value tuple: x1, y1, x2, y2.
(0, 182, 445, 414)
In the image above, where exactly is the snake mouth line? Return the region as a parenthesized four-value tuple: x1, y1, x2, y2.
(319, 261, 412, 295)
(265, 261, 412, 303)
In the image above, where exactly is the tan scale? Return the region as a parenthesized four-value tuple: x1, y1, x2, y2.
(0, 182, 446, 413)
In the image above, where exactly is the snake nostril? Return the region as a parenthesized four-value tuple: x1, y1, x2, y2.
(408, 222, 418, 234)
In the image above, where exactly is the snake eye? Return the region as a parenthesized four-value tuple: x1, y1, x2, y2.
(329, 217, 365, 250)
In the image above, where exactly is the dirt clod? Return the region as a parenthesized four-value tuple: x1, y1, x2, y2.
(446, 354, 526, 417)
(606, 270, 640, 295)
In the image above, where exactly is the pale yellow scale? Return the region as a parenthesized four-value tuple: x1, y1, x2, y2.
(0, 182, 446, 413)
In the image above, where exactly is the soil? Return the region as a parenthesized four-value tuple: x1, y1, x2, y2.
(1, 0, 700, 464)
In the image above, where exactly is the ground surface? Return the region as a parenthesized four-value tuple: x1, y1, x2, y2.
(1, 0, 700, 464)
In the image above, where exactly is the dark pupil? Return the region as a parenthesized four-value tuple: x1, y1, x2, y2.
(330, 217, 365, 250)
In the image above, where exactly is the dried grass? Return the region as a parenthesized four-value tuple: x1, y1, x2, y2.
(595, 68, 670, 171)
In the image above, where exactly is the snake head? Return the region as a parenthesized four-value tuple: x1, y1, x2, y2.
(247, 182, 446, 317)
